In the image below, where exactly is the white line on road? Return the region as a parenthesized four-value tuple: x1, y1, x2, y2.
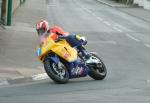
(85, 9, 92, 13)
(126, 34, 140, 42)
(32, 73, 49, 81)
(103, 21, 111, 26)
(0, 80, 9, 86)
(147, 80, 150, 83)
(82, 7, 92, 13)
(114, 23, 128, 30)
(112, 27, 123, 32)
(97, 17, 103, 21)
(81, 7, 104, 22)
(144, 44, 150, 48)
(80, 6, 127, 34)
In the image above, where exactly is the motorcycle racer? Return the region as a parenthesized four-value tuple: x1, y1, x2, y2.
(36, 20, 107, 83)
(49, 26, 90, 59)
(36, 20, 90, 59)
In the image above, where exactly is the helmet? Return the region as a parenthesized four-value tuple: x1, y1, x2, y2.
(49, 26, 67, 36)
(36, 20, 49, 35)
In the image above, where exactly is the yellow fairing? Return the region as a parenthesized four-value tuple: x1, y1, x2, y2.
(38, 35, 77, 62)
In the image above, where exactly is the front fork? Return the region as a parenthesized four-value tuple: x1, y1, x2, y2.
(45, 54, 60, 64)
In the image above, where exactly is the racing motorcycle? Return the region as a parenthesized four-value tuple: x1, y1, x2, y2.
(36, 34, 107, 84)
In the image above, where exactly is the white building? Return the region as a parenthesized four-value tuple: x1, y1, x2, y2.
(134, 0, 150, 10)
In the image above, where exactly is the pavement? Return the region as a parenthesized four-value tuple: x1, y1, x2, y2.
(0, 0, 150, 87)
(0, 0, 49, 86)
(0, 0, 150, 102)
(97, 0, 150, 22)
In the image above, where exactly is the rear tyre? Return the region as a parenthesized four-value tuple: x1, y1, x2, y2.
(44, 57, 69, 84)
(88, 54, 107, 80)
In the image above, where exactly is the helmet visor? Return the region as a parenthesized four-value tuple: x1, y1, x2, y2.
(37, 28, 45, 36)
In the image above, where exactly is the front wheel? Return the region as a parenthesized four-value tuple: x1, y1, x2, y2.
(88, 53, 107, 80)
(44, 57, 69, 84)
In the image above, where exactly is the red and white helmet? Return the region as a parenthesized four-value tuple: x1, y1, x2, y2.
(36, 20, 49, 35)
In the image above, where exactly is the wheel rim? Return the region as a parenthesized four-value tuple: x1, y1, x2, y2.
(90, 56, 106, 76)
(96, 66, 106, 76)
(52, 62, 66, 79)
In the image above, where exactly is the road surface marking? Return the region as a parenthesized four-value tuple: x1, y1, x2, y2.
(0, 80, 9, 86)
(144, 44, 150, 48)
(97, 17, 103, 21)
(147, 80, 150, 83)
(84, 8, 92, 13)
(81, 6, 127, 33)
(103, 21, 111, 26)
(126, 34, 140, 42)
(32, 73, 49, 81)
(81, 7, 104, 22)
(82, 7, 92, 13)
(112, 27, 123, 32)
(114, 23, 131, 31)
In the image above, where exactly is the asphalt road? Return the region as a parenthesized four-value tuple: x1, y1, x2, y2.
(1, 0, 150, 102)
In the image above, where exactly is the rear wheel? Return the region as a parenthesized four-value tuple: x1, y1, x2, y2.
(44, 57, 69, 84)
(88, 53, 107, 80)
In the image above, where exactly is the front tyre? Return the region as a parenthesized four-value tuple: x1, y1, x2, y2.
(44, 57, 69, 84)
(88, 53, 107, 80)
